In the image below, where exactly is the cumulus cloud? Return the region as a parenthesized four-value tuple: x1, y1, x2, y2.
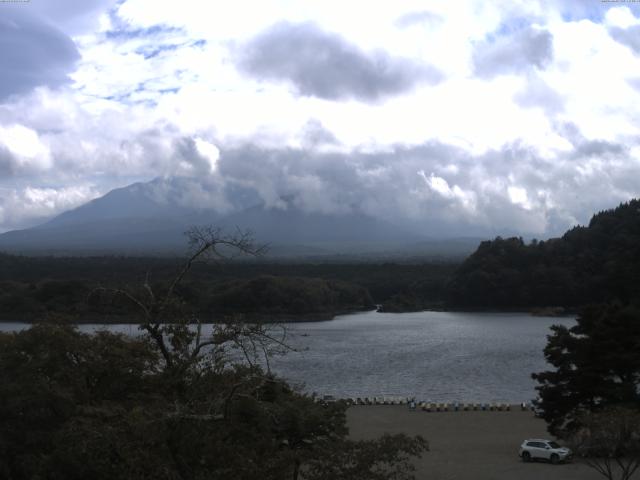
(573, 139, 628, 159)
(0, 0, 639, 238)
(545, 0, 619, 22)
(207, 138, 640, 237)
(0, 124, 52, 175)
(171, 136, 219, 177)
(300, 119, 339, 148)
(0, 10, 79, 101)
(514, 74, 565, 115)
(395, 11, 443, 29)
(628, 77, 640, 92)
(539, 0, 640, 23)
(609, 24, 640, 55)
(473, 26, 554, 78)
(0, 184, 99, 232)
(28, 0, 118, 35)
(236, 21, 443, 101)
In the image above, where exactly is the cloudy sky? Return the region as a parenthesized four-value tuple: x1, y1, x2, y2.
(1, 0, 640, 237)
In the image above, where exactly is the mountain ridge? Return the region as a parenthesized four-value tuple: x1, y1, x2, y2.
(0, 177, 474, 257)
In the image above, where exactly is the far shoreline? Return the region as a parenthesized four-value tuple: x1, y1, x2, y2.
(0, 307, 577, 325)
(0, 307, 374, 325)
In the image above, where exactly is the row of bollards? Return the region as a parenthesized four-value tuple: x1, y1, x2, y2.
(415, 402, 513, 412)
(350, 396, 408, 406)
(323, 396, 536, 412)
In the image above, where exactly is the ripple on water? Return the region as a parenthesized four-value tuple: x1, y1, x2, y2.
(0, 311, 574, 403)
(269, 310, 574, 403)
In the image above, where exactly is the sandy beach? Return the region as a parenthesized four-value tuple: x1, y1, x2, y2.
(347, 405, 602, 480)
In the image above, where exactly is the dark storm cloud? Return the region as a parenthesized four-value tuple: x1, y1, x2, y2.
(236, 22, 443, 101)
(0, 10, 80, 101)
(473, 27, 554, 79)
(609, 25, 640, 55)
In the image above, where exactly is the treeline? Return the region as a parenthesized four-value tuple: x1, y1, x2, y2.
(185, 276, 375, 319)
(0, 254, 457, 301)
(447, 199, 640, 309)
(0, 255, 457, 320)
(0, 276, 372, 322)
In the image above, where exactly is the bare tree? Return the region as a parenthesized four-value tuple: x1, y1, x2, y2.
(568, 407, 640, 480)
(93, 226, 291, 372)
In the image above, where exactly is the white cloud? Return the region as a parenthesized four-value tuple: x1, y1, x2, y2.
(0, 124, 51, 169)
(1, 0, 640, 236)
(194, 138, 220, 172)
(604, 6, 640, 28)
(508, 185, 531, 209)
(0, 184, 99, 232)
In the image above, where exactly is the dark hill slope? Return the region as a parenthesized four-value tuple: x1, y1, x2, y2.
(446, 199, 640, 308)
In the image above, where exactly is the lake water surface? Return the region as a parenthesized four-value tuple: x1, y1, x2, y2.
(1, 311, 574, 403)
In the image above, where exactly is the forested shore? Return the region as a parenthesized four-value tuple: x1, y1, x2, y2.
(0, 255, 455, 322)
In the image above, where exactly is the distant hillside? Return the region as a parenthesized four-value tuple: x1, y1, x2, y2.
(446, 199, 640, 309)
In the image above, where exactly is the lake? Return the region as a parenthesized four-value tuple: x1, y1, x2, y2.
(0, 311, 573, 403)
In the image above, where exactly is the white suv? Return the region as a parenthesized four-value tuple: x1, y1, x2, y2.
(519, 439, 572, 464)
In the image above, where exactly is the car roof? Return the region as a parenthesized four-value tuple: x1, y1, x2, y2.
(524, 439, 551, 443)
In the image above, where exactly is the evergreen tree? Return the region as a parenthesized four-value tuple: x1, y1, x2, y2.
(532, 304, 640, 436)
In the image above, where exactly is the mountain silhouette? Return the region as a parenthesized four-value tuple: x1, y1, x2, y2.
(0, 178, 428, 256)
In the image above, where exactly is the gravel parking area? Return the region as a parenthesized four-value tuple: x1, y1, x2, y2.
(347, 405, 602, 480)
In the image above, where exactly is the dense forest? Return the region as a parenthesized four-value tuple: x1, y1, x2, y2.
(447, 199, 640, 309)
(2, 199, 639, 320)
(0, 254, 456, 321)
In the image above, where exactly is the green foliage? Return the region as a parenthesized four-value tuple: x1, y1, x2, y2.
(447, 199, 640, 308)
(0, 325, 158, 479)
(532, 304, 640, 436)
(0, 324, 427, 480)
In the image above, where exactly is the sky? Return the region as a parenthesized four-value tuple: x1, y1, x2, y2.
(1, 0, 640, 237)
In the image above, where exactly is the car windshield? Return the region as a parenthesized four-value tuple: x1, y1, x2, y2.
(548, 441, 561, 448)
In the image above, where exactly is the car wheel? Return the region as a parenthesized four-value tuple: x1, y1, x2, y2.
(550, 454, 559, 465)
(522, 452, 531, 462)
